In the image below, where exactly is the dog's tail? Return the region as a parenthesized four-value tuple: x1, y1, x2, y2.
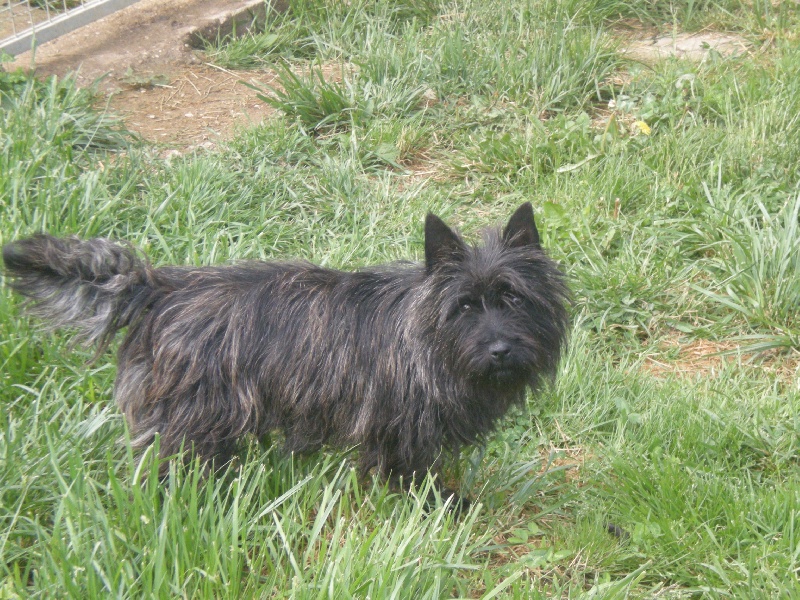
(2, 234, 159, 353)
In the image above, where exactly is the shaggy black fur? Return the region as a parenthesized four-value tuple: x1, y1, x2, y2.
(3, 203, 569, 506)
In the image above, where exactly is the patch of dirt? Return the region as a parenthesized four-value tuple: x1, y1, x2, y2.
(4, 0, 284, 148)
(642, 337, 800, 381)
(112, 64, 279, 151)
(643, 339, 742, 377)
(539, 444, 590, 485)
(622, 30, 750, 62)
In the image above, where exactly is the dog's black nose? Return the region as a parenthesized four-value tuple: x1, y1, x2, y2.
(489, 341, 511, 362)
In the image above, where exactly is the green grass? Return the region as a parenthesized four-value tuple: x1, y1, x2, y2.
(2, 1, 800, 597)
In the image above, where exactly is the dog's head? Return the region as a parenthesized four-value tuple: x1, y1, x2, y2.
(421, 203, 570, 391)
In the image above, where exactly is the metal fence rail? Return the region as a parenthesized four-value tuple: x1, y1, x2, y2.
(1, 0, 141, 56)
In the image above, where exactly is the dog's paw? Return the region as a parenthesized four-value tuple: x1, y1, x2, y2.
(605, 522, 629, 540)
(436, 487, 471, 515)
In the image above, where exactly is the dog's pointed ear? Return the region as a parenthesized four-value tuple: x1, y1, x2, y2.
(503, 202, 540, 248)
(425, 213, 465, 271)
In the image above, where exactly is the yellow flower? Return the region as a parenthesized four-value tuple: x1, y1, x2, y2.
(634, 120, 651, 136)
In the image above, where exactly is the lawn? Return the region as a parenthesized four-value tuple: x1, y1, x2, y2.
(1, 0, 799, 597)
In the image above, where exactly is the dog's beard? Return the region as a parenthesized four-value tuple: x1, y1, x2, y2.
(476, 362, 531, 389)
(452, 343, 536, 389)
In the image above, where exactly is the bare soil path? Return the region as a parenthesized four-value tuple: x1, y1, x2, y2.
(6, 0, 282, 149)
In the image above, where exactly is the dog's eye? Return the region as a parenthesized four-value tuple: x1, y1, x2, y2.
(504, 292, 522, 307)
(459, 299, 476, 313)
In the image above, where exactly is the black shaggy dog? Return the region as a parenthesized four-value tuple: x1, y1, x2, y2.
(3, 203, 569, 507)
